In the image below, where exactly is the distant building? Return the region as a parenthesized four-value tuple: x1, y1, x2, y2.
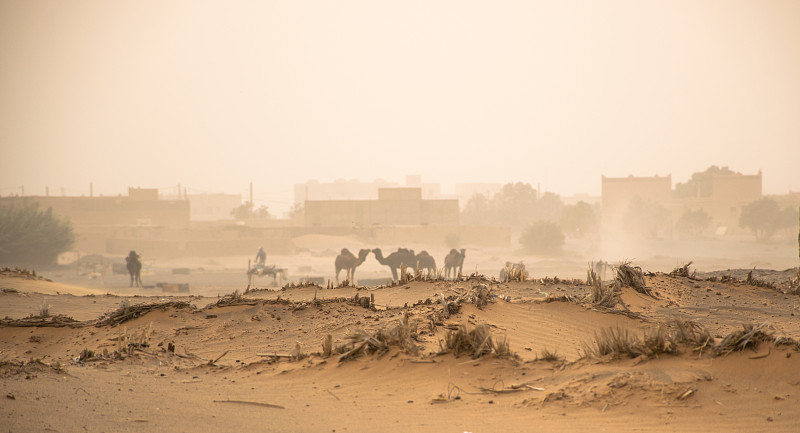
(294, 176, 446, 206)
(187, 193, 242, 221)
(0, 187, 190, 228)
(601, 170, 765, 235)
(601, 174, 672, 226)
(674, 170, 762, 230)
(304, 187, 459, 227)
(294, 179, 398, 205)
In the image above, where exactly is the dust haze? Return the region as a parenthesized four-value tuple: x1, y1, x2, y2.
(1, 1, 799, 212)
(2, 3, 800, 432)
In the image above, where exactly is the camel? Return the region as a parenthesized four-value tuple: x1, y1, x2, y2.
(415, 250, 437, 275)
(371, 248, 416, 282)
(444, 248, 466, 279)
(125, 250, 142, 288)
(335, 248, 371, 284)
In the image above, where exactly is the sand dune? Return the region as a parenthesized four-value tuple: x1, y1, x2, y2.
(1, 267, 799, 432)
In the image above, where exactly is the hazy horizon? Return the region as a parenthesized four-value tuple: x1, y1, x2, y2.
(2, 1, 799, 215)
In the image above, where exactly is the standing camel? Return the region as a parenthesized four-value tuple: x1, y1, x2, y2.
(125, 250, 143, 288)
(335, 248, 371, 284)
(415, 251, 437, 276)
(371, 248, 416, 282)
(444, 248, 466, 279)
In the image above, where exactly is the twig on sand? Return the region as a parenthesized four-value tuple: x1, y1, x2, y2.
(174, 352, 208, 362)
(213, 399, 285, 409)
(326, 389, 340, 400)
(477, 380, 545, 394)
(208, 350, 229, 366)
(748, 346, 772, 359)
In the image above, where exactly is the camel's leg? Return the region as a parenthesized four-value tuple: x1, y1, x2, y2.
(391, 267, 398, 282)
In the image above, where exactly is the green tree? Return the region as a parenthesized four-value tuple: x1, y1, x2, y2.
(739, 198, 796, 241)
(560, 201, 598, 238)
(519, 220, 565, 255)
(0, 203, 74, 264)
(675, 208, 713, 238)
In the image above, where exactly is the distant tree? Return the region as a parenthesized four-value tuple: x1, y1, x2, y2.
(675, 208, 713, 238)
(461, 182, 563, 233)
(230, 202, 271, 219)
(739, 198, 796, 241)
(0, 203, 74, 264)
(288, 203, 304, 221)
(622, 197, 671, 239)
(460, 193, 494, 226)
(560, 201, 598, 238)
(519, 221, 565, 255)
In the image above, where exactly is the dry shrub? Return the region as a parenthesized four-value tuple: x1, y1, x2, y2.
(745, 270, 777, 290)
(465, 284, 494, 309)
(96, 300, 193, 327)
(439, 324, 516, 359)
(338, 311, 420, 362)
(671, 320, 711, 348)
(214, 290, 246, 307)
(586, 262, 602, 288)
(430, 284, 496, 324)
(670, 261, 695, 279)
(591, 283, 621, 308)
(789, 268, 800, 292)
(713, 323, 773, 356)
(614, 261, 656, 298)
(500, 262, 528, 282)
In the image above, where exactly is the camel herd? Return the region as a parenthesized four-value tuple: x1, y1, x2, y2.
(335, 247, 466, 284)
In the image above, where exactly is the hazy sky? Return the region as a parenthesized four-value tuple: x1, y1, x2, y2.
(2, 1, 799, 215)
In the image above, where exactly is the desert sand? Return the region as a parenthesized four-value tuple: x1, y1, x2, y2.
(2, 253, 800, 433)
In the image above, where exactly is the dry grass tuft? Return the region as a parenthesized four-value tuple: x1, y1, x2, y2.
(38, 303, 50, 318)
(581, 321, 786, 360)
(582, 325, 679, 359)
(439, 324, 517, 359)
(338, 311, 420, 362)
(536, 348, 564, 362)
